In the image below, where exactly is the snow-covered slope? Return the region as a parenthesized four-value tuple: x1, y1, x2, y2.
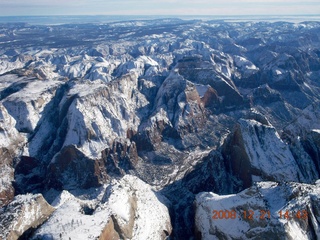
(0, 193, 54, 240)
(2, 76, 62, 133)
(32, 175, 171, 240)
(195, 181, 320, 240)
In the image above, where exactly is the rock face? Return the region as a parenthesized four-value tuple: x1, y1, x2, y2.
(101, 139, 139, 177)
(104, 175, 172, 240)
(31, 175, 172, 240)
(221, 118, 318, 188)
(0, 194, 54, 240)
(195, 181, 320, 240)
(0, 102, 24, 207)
(302, 130, 320, 175)
(1, 77, 61, 133)
(46, 145, 104, 190)
(177, 56, 244, 110)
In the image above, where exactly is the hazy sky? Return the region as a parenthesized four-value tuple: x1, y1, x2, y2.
(0, 0, 319, 16)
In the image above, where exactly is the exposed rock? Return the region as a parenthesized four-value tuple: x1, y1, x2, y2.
(0, 194, 54, 240)
(2, 77, 61, 133)
(101, 139, 139, 177)
(31, 175, 172, 240)
(221, 118, 317, 186)
(99, 218, 121, 240)
(0, 103, 24, 207)
(177, 56, 245, 110)
(302, 130, 320, 176)
(28, 72, 147, 164)
(142, 70, 224, 151)
(46, 145, 105, 190)
(103, 175, 172, 240)
(195, 181, 320, 240)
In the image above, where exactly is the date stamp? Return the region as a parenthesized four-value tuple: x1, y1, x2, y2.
(212, 209, 308, 221)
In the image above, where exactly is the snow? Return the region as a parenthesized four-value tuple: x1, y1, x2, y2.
(238, 119, 306, 182)
(123, 175, 171, 240)
(0, 164, 14, 193)
(195, 191, 252, 240)
(115, 55, 159, 78)
(2, 77, 62, 132)
(0, 102, 25, 201)
(51, 190, 76, 208)
(195, 182, 320, 240)
(0, 103, 18, 147)
(0, 194, 54, 240)
(0, 74, 25, 92)
(57, 74, 146, 158)
(32, 195, 110, 240)
(285, 103, 320, 136)
(0, 57, 25, 75)
(234, 55, 258, 70)
(107, 183, 131, 222)
(32, 175, 171, 240)
(312, 129, 320, 134)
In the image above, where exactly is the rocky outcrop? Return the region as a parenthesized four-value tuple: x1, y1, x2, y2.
(177, 56, 245, 110)
(141, 69, 226, 152)
(28, 72, 146, 162)
(0, 146, 16, 208)
(46, 145, 105, 190)
(1, 77, 61, 133)
(0, 103, 24, 207)
(101, 139, 139, 177)
(302, 130, 320, 176)
(0, 194, 54, 240)
(102, 175, 172, 240)
(99, 218, 121, 240)
(31, 175, 172, 240)
(221, 118, 318, 186)
(195, 181, 320, 240)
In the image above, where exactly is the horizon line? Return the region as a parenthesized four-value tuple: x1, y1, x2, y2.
(1, 14, 320, 17)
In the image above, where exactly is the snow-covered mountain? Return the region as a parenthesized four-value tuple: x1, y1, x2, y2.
(0, 175, 171, 240)
(195, 181, 320, 240)
(0, 18, 319, 239)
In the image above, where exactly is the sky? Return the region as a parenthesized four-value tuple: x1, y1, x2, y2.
(0, 0, 319, 16)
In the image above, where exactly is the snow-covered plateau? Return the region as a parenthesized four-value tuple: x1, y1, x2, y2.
(0, 18, 319, 239)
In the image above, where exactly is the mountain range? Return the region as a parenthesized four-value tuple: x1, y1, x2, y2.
(0, 18, 319, 239)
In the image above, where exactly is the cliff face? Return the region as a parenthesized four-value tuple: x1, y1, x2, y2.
(222, 118, 318, 187)
(302, 130, 320, 175)
(0, 194, 54, 240)
(0, 103, 24, 207)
